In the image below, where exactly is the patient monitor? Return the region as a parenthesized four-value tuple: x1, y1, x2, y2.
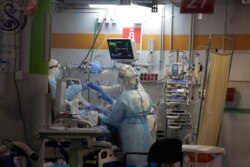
(171, 63, 184, 80)
(107, 38, 138, 63)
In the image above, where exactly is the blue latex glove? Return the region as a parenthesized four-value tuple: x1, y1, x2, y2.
(90, 63, 103, 74)
(87, 82, 115, 104)
(65, 84, 82, 101)
(100, 92, 115, 105)
(87, 82, 103, 93)
(82, 83, 89, 91)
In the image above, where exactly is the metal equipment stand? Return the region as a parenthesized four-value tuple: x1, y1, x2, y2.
(39, 128, 104, 167)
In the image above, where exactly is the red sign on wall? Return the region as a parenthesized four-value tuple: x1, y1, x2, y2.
(123, 27, 141, 43)
(180, 0, 215, 14)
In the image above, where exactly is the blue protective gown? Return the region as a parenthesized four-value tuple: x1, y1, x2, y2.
(101, 88, 153, 166)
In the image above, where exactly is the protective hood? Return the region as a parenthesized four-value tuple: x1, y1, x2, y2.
(118, 64, 139, 90)
(48, 59, 61, 79)
(49, 59, 60, 68)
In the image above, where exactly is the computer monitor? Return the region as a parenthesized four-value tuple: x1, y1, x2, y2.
(107, 38, 138, 63)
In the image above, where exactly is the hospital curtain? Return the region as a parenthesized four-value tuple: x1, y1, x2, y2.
(197, 52, 232, 146)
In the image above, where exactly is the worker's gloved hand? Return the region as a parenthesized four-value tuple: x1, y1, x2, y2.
(87, 82, 115, 105)
(100, 91, 115, 105)
(87, 82, 103, 93)
(90, 63, 103, 74)
(66, 84, 82, 101)
(82, 83, 89, 91)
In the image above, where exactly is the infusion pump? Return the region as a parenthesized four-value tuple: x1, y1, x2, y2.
(171, 63, 184, 80)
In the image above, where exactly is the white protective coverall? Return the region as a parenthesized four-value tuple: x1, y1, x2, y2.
(100, 64, 155, 166)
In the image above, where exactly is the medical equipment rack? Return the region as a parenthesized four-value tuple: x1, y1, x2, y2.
(156, 79, 193, 140)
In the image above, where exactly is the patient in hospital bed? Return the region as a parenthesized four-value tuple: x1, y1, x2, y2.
(47, 83, 116, 142)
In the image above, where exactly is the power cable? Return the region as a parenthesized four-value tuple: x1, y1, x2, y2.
(12, 0, 44, 153)
(78, 17, 106, 67)
(87, 18, 99, 102)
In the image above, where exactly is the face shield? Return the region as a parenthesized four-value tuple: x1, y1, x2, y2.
(118, 65, 139, 90)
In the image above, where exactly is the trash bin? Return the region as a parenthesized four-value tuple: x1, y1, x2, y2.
(182, 145, 225, 167)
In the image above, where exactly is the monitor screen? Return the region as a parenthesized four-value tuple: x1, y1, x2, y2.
(172, 64, 179, 77)
(107, 38, 138, 61)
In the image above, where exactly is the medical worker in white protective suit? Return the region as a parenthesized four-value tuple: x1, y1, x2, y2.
(48, 59, 61, 99)
(48, 59, 105, 100)
(99, 65, 157, 141)
(86, 64, 154, 166)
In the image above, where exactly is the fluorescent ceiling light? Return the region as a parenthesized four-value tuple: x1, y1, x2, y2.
(89, 4, 117, 8)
